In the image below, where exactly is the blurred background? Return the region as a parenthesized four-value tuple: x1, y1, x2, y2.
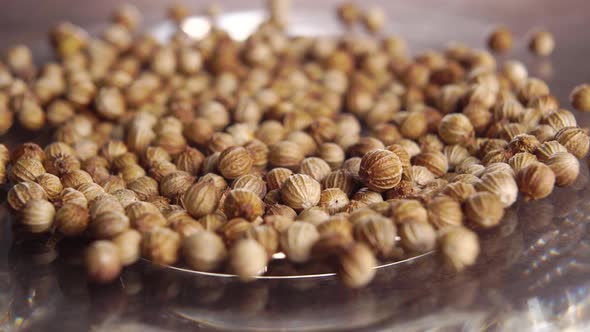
(1, 0, 590, 331)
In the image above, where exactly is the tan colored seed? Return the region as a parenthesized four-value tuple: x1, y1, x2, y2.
(35, 173, 63, 201)
(58, 187, 88, 208)
(442, 182, 476, 202)
(230, 238, 268, 281)
(182, 231, 227, 272)
(413, 151, 449, 177)
(440, 226, 480, 271)
(85, 240, 122, 284)
(318, 188, 350, 215)
(318, 143, 345, 169)
(268, 141, 304, 170)
(487, 26, 513, 53)
(299, 157, 332, 182)
(244, 225, 279, 257)
(20, 199, 55, 233)
(141, 226, 180, 265)
(232, 174, 267, 199)
(359, 149, 403, 192)
(56, 203, 90, 236)
(338, 243, 376, 288)
(475, 171, 518, 207)
(353, 215, 396, 257)
(10, 157, 45, 183)
(508, 152, 537, 173)
(570, 84, 590, 112)
(535, 140, 567, 162)
(224, 189, 265, 221)
(160, 171, 195, 202)
(464, 192, 504, 228)
(438, 113, 475, 145)
(529, 30, 555, 56)
(90, 210, 130, 239)
(545, 152, 579, 187)
(517, 162, 555, 200)
(399, 221, 436, 253)
(554, 127, 589, 159)
(61, 169, 93, 189)
(426, 196, 462, 229)
(297, 207, 330, 226)
(280, 174, 321, 210)
(217, 146, 253, 180)
(112, 229, 142, 266)
(95, 87, 125, 120)
(280, 221, 320, 263)
(337, 2, 360, 27)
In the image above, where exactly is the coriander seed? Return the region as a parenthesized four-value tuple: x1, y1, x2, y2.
(224, 189, 265, 221)
(359, 149, 403, 192)
(487, 26, 513, 53)
(182, 231, 228, 272)
(399, 221, 436, 253)
(338, 243, 376, 288)
(440, 226, 480, 271)
(280, 174, 321, 210)
(426, 196, 463, 229)
(230, 239, 268, 281)
(545, 152, 579, 187)
(20, 199, 55, 233)
(529, 30, 555, 56)
(85, 240, 122, 284)
(112, 229, 142, 266)
(570, 84, 590, 112)
(464, 192, 504, 228)
(56, 203, 90, 236)
(517, 162, 556, 200)
(554, 126, 589, 159)
(281, 221, 320, 263)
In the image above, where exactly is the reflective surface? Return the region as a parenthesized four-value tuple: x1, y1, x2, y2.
(2, 1, 590, 331)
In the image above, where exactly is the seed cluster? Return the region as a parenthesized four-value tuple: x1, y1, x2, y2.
(0, 2, 588, 288)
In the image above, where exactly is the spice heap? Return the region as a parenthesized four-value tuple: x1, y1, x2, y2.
(1, 1, 589, 288)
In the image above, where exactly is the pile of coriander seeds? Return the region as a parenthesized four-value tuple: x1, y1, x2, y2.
(1, 1, 590, 289)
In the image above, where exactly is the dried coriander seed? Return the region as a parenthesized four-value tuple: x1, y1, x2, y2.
(475, 171, 518, 207)
(516, 162, 556, 200)
(141, 226, 181, 266)
(554, 126, 589, 159)
(338, 243, 376, 288)
(182, 231, 227, 272)
(399, 221, 436, 253)
(85, 240, 122, 284)
(318, 188, 350, 215)
(280, 174, 321, 210)
(440, 226, 480, 271)
(353, 215, 396, 257)
(570, 84, 590, 112)
(56, 203, 90, 236)
(426, 196, 463, 229)
(487, 26, 513, 53)
(20, 199, 55, 233)
(545, 152, 579, 187)
(218, 146, 253, 180)
(281, 221, 320, 263)
(337, 2, 360, 27)
(230, 238, 268, 281)
(529, 30, 555, 56)
(464, 192, 504, 228)
(112, 229, 142, 266)
(359, 149, 403, 192)
(224, 189, 265, 221)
